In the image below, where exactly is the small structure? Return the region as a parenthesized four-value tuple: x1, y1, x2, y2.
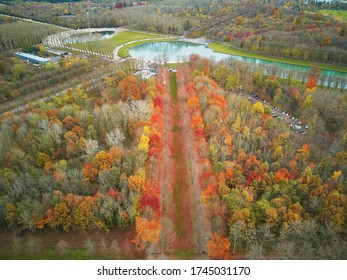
(134, 68, 157, 79)
(15, 52, 49, 65)
(46, 47, 68, 56)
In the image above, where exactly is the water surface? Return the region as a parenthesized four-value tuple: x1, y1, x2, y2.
(64, 31, 114, 44)
(130, 41, 347, 86)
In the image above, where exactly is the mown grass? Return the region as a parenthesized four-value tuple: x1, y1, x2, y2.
(319, 9, 347, 22)
(169, 72, 178, 99)
(70, 30, 166, 56)
(171, 249, 194, 260)
(208, 42, 347, 73)
(0, 247, 116, 260)
(118, 38, 177, 58)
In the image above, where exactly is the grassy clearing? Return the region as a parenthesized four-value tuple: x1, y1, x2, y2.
(118, 38, 177, 58)
(70, 30, 166, 56)
(171, 249, 194, 260)
(208, 42, 347, 73)
(169, 72, 178, 99)
(0, 246, 116, 260)
(319, 9, 347, 22)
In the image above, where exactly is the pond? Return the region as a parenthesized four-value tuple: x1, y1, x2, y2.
(129, 41, 347, 87)
(64, 31, 115, 44)
(129, 41, 230, 63)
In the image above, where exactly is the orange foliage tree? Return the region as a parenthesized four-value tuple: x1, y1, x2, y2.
(120, 76, 141, 102)
(207, 234, 231, 259)
(72, 197, 97, 231)
(82, 162, 98, 182)
(128, 175, 146, 193)
(274, 168, 293, 183)
(135, 216, 161, 249)
(51, 201, 72, 232)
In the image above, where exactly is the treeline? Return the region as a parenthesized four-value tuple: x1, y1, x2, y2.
(0, 18, 64, 52)
(0, 0, 83, 3)
(184, 1, 347, 65)
(0, 1, 193, 34)
(0, 0, 346, 65)
(186, 56, 346, 259)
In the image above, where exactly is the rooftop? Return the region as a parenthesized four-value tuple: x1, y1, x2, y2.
(15, 52, 49, 63)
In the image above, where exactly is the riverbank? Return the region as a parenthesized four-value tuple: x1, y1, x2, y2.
(208, 42, 347, 73)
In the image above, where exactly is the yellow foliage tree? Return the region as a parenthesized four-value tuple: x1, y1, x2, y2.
(128, 175, 146, 193)
(138, 134, 150, 153)
(232, 115, 241, 132)
(252, 102, 264, 114)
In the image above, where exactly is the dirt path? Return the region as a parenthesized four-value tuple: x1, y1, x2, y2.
(145, 68, 211, 259)
(177, 67, 211, 257)
(169, 72, 195, 256)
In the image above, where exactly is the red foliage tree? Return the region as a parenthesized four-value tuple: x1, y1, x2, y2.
(306, 75, 318, 90)
(148, 134, 163, 157)
(82, 162, 98, 182)
(274, 168, 293, 183)
(107, 188, 119, 200)
(139, 193, 160, 214)
(153, 97, 163, 109)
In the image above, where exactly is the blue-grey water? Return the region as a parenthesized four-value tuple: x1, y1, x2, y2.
(64, 31, 114, 44)
(129, 41, 347, 87)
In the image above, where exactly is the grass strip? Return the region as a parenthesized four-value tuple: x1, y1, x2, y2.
(208, 42, 347, 73)
(69, 31, 166, 56)
(319, 9, 347, 22)
(169, 72, 178, 99)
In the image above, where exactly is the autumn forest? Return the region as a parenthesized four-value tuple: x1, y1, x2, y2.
(0, 0, 346, 260)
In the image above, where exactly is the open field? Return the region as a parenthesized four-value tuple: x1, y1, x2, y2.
(208, 42, 347, 73)
(69, 30, 167, 57)
(319, 9, 347, 22)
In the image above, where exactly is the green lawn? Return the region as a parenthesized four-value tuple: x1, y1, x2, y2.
(69, 31, 166, 56)
(208, 42, 347, 73)
(169, 72, 178, 99)
(319, 9, 347, 22)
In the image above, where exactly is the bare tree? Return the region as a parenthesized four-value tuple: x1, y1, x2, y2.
(129, 100, 152, 122)
(229, 221, 246, 255)
(160, 217, 176, 254)
(85, 139, 99, 156)
(106, 128, 125, 148)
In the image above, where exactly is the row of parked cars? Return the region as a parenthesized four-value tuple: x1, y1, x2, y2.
(249, 92, 309, 135)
